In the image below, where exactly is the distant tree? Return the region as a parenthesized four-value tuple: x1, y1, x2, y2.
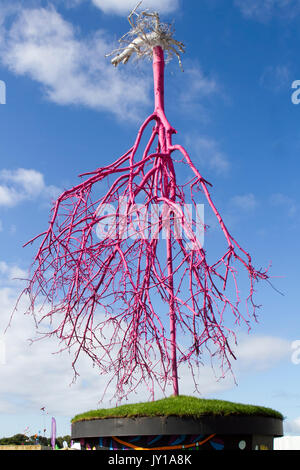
(36, 436, 49, 446)
(0, 434, 71, 448)
(0, 434, 28, 445)
(56, 435, 71, 448)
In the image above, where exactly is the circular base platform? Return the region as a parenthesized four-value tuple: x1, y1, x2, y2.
(72, 414, 283, 451)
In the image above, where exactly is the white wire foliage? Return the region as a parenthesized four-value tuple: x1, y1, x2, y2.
(107, 2, 185, 68)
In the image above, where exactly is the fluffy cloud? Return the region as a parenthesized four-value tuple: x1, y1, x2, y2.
(235, 0, 300, 21)
(283, 418, 300, 435)
(0, 261, 27, 282)
(178, 64, 219, 107)
(90, 0, 179, 15)
(0, 168, 60, 207)
(270, 193, 297, 217)
(0, 273, 114, 419)
(233, 335, 291, 371)
(260, 65, 291, 92)
(230, 193, 258, 211)
(184, 135, 230, 176)
(0, 6, 151, 121)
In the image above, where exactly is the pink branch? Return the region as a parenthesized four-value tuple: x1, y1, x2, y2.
(15, 45, 270, 402)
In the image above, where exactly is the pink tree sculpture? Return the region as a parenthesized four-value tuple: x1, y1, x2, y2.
(18, 6, 268, 401)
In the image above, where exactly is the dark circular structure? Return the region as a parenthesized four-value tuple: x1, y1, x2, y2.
(72, 414, 283, 451)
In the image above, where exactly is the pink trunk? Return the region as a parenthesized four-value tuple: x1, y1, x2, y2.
(153, 46, 165, 112)
(153, 45, 179, 396)
(166, 236, 179, 396)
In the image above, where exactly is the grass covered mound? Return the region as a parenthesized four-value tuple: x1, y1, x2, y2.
(72, 395, 283, 423)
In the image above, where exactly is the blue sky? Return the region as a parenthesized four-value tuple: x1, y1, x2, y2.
(0, 0, 300, 439)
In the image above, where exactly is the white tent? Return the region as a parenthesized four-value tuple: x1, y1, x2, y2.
(274, 436, 300, 450)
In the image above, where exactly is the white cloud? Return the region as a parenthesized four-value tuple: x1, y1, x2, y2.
(270, 193, 297, 217)
(230, 193, 258, 211)
(184, 135, 229, 176)
(0, 6, 151, 121)
(233, 335, 291, 371)
(9, 224, 16, 235)
(179, 64, 219, 106)
(0, 168, 60, 208)
(283, 419, 300, 435)
(0, 261, 28, 283)
(260, 65, 291, 92)
(235, 0, 300, 21)
(0, 275, 114, 419)
(185, 334, 291, 395)
(0, 261, 8, 274)
(1, 168, 44, 196)
(90, 0, 179, 15)
(171, 61, 222, 122)
(0, 186, 16, 207)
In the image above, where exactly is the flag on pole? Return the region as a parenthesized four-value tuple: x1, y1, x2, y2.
(51, 417, 56, 450)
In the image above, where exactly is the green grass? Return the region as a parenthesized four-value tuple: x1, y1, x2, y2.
(71, 395, 283, 423)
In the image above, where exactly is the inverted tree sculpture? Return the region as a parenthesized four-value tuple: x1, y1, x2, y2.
(20, 6, 268, 401)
